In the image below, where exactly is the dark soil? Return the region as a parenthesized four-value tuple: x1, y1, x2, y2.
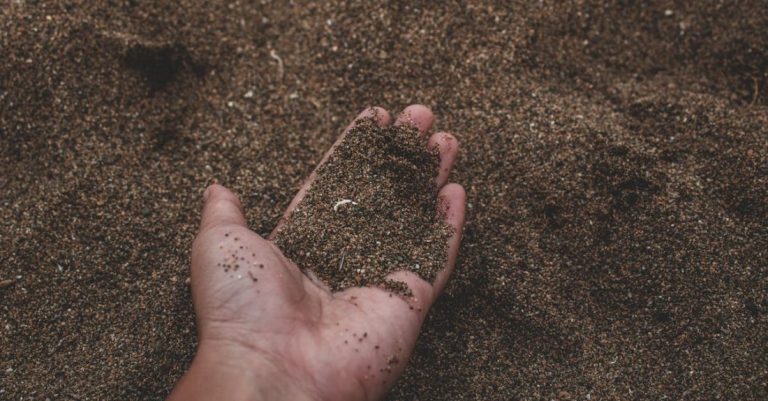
(1, 2, 766, 400)
(273, 118, 449, 292)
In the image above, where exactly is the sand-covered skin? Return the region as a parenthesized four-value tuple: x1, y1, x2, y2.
(1, 2, 767, 400)
(273, 118, 450, 292)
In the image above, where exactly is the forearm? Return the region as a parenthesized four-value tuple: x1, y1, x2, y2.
(167, 340, 316, 401)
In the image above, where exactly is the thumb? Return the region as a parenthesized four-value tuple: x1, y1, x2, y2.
(199, 184, 247, 232)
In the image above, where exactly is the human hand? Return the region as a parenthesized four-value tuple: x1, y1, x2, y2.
(168, 105, 466, 401)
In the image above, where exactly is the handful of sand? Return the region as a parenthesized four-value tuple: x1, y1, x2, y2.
(274, 118, 451, 292)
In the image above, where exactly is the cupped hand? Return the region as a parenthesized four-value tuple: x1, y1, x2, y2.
(168, 105, 466, 401)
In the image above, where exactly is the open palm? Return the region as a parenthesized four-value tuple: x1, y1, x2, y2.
(169, 105, 466, 401)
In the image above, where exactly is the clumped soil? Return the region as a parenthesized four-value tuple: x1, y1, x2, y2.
(1, 2, 767, 400)
(274, 118, 449, 291)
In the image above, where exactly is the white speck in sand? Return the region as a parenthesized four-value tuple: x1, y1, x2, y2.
(333, 199, 358, 212)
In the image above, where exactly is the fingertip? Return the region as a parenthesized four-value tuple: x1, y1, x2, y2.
(428, 131, 458, 153)
(355, 106, 391, 127)
(395, 104, 434, 136)
(202, 183, 218, 202)
(200, 184, 247, 232)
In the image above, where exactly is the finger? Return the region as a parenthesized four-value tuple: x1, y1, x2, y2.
(384, 183, 466, 309)
(345, 106, 391, 132)
(432, 183, 466, 295)
(268, 107, 391, 240)
(394, 104, 434, 137)
(428, 132, 459, 187)
(199, 184, 247, 232)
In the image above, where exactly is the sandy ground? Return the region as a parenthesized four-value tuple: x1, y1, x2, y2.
(1, 1, 766, 400)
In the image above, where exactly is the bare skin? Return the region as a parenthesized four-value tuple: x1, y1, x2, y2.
(168, 105, 466, 401)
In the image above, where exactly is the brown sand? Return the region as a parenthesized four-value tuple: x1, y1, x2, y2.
(274, 118, 449, 292)
(1, 1, 766, 400)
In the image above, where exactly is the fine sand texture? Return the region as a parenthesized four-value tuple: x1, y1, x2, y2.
(1, 2, 766, 400)
(273, 118, 451, 292)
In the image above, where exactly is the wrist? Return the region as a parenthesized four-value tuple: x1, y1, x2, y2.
(168, 338, 316, 401)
